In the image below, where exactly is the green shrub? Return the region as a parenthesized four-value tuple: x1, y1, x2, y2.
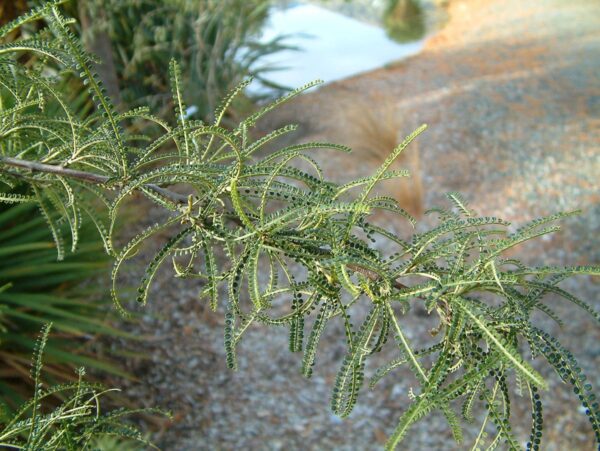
(0, 2, 598, 449)
(0, 323, 165, 450)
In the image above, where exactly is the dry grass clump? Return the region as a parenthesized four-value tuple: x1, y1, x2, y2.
(345, 100, 424, 218)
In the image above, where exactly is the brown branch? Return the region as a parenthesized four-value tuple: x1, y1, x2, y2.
(0, 156, 189, 202)
(1, 155, 410, 291)
(1, 156, 110, 183)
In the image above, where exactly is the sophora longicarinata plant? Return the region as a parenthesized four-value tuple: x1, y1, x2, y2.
(0, 323, 165, 449)
(1, 2, 599, 449)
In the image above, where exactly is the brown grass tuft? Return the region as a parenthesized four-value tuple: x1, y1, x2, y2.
(345, 101, 424, 218)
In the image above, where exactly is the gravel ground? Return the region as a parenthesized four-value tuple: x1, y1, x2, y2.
(112, 0, 600, 449)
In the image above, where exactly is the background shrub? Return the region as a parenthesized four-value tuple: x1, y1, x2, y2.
(69, 0, 290, 121)
(0, 201, 133, 410)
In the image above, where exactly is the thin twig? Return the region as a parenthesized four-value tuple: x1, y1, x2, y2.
(1, 156, 110, 183)
(0, 156, 189, 202)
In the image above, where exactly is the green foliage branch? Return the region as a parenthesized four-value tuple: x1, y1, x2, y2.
(1, 2, 599, 449)
(0, 323, 165, 449)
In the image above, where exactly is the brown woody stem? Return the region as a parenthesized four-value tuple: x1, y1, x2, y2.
(0, 156, 188, 202)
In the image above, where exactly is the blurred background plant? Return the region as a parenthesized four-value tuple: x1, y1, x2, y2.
(304, 0, 435, 43)
(383, 0, 425, 43)
(62, 0, 291, 123)
(0, 201, 135, 411)
(344, 99, 424, 218)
